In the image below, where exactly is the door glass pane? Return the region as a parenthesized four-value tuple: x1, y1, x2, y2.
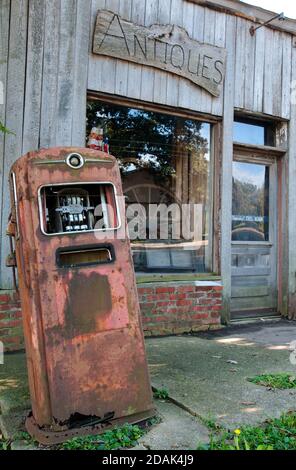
(232, 162, 269, 242)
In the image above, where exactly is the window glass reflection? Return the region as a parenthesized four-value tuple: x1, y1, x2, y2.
(87, 100, 212, 272)
(232, 162, 269, 242)
(234, 121, 265, 146)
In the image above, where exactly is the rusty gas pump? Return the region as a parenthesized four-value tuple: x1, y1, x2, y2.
(7, 147, 154, 444)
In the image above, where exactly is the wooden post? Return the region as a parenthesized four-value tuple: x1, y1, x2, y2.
(288, 46, 296, 320)
(220, 14, 236, 323)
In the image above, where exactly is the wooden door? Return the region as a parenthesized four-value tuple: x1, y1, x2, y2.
(231, 156, 278, 318)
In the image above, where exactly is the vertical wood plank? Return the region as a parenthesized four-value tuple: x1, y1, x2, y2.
(1, 0, 28, 288)
(253, 26, 265, 113)
(127, 0, 145, 100)
(243, 19, 255, 111)
(288, 45, 296, 319)
(115, 0, 132, 97)
(101, 0, 119, 95)
(191, 5, 209, 114)
(0, 0, 10, 285)
(71, 0, 92, 145)
(211, 11, 225, 116)
(272, 30, 283, 118)
(55, 0, 78, 145)
(88, 0, 107, 93)
(178, 0, 195, 110)
(234, 17, 245, 109)
(40, 0, 60, 148)
(201, 7, 215, 114)
(140, 0, 159, 103)
(281, 35, 292, 120)
(22, 0, 46, 153)
(221, 14, 236, 323)
(166, 0, 182, 107)
(153, 0, 171, 104)
(263, 27, 273, 115)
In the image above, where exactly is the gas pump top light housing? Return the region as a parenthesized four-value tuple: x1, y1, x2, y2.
(66, 152, 85, 169)
(7, 147, 154, 444)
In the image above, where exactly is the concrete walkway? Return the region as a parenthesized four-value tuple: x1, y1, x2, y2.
(146, 319, 296, 429)
(1, 319, 296, 449)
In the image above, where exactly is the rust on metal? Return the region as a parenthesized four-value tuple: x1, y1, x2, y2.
(8, 147, 155, 443)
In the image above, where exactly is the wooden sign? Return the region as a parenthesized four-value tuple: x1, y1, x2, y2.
(93, 10, 227, 97)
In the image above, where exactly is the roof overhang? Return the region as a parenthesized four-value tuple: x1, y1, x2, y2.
(187, 0, 296, 35)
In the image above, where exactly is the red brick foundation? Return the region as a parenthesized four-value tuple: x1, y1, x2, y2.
(0, 282, 222, 351)
(0, 290, 24, 351)
(138, 282, 223, 336)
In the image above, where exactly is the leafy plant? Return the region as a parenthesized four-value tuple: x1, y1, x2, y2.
(248, 373, 296, 389)
(0, 121, 14, 135)
(0, 434, 9, 451)
(61, 423, 144, 451)
(153, 388, 169, 400)
(13, 431, 37, 446)
(198, 412, 296, 451)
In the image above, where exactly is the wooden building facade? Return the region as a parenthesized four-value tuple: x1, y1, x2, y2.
(1, 0, 296, 349)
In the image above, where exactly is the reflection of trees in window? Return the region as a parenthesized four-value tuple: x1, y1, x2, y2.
(86, 100, 212, 272)
(232, 178, 264, 217)
(232, 168, 269, 241)
(87, 101, 210, 207)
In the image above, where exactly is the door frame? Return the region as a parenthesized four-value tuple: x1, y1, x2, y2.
(231, 143, 285, 319)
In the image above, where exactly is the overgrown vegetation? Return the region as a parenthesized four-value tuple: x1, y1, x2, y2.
(153, 388, 169, 400)
(198, 412, 296, 451)
(61, 424, 144, 450)
(248, 373, 296, 389)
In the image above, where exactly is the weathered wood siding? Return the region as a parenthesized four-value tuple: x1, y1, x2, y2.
(0, 0, 294, 299)
(0, 0, 92, 287)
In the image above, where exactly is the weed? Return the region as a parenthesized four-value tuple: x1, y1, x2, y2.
(0, 122, 14, 135)
(61, 423, 145, 450)
(198, 412, 296, 451)
(248, 373, 296, 389)
(0, 433, 9, 451)
(153, 388, 169, 400)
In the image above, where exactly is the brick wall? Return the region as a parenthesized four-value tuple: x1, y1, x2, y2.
(0, 290, 24, 351)
(138, 282, 223, 336)
(0, 282, 222, 351)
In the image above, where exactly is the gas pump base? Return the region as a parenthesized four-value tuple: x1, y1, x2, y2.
(25, 408, 156, 445)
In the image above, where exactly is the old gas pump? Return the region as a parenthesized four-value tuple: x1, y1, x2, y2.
(7, 147, 154, 444)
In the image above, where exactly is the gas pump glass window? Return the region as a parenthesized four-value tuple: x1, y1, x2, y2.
(87, 99, 213, 273)
(39, 183, 119, 234)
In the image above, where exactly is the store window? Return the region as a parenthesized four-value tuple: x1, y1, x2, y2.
(234, 119, 275, 146)
(87, 99, 213, 273)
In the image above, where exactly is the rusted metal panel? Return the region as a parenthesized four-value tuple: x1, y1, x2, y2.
(9, 147, 154, 441)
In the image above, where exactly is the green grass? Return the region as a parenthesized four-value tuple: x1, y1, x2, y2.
(248, 373, 296, 389)
(60, 423, 145, 450)
(198, 412, 296, 451)
(0, 437, 9, 451)
(153, 388, 169, 400)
